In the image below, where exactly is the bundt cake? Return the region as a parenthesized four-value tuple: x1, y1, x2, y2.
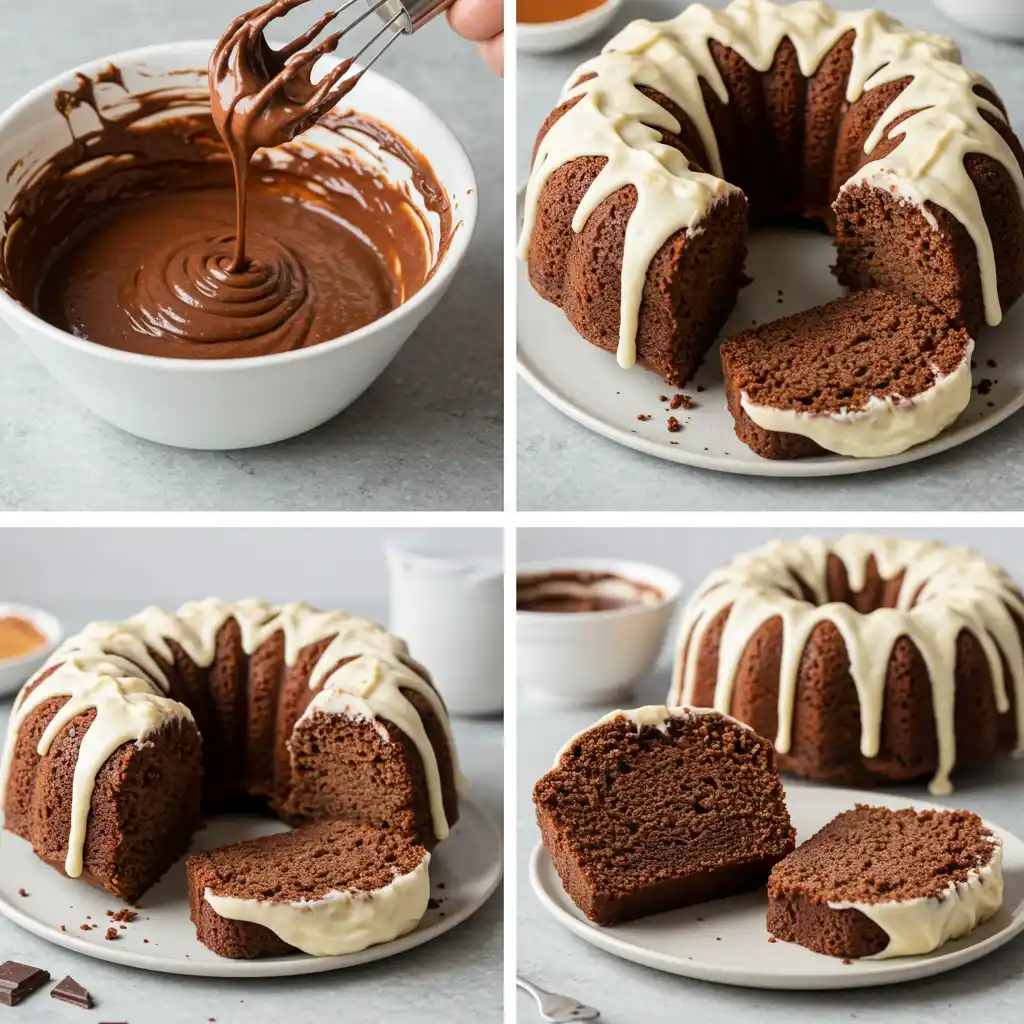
(534, 706, 796, 925)
(187, 820, 430, 959)
(0, 600, 460, 904)
(719, 288, 974, 459)
(519, 0, 1024, 386)
(767, 805, 1003, 958)
(669, 536, 1024, 795)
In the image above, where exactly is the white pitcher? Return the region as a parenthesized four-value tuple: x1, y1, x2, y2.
(385, 537, 504, 717)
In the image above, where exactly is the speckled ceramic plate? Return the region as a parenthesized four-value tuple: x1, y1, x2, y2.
(0, 796, 501, 978)
(517, 191, 1024, 477)
(530, 786, 1024, 989)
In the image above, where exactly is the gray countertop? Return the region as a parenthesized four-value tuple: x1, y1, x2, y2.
(516, 665, 1024, 1023)
(0, 0, 502, 511)
(0, 600, 503, 1023)
(517, 0, 1024, 511)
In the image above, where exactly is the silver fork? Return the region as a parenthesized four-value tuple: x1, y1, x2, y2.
(516, 975, 601, 1022)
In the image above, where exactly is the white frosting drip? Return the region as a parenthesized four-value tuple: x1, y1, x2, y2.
(299, 655, 458, 841)
(829, 835, 1003, 958)
(519, 0, 1024, 364)
(740, 343, 974, 457)
(669, 536, 1024, 794)
(552, 705, 754, 766)
(0, 600, 458, 877)
(204, 853, 430, 957)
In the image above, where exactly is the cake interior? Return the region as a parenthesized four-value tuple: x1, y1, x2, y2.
(767, 805, 1000, 957)
(534, 713, 795, 925)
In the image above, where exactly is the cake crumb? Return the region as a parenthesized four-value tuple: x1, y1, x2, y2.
(696, 385, 706, 393)
(669, 393, 693, 411)
(17, 888, 28, 897)
(144, 939, 149, 943)
(105, 927, 119, 941)
(60, 925, 67, 932)
(79, 924, 91, 932)
(987, 359, 997, 368)
(110, 909, 136, 923)
(768, 936, 777, 943)
(667, 416, 682, 433)
(636, 413, 651, 422)
(658, 394, 668, 402)
(842, 959, 852, 965)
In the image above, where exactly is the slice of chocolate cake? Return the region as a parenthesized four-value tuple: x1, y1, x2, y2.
(187, 821, 429, 959)
(720, 289, 973, 459)
(768, 805, 1003, 959)
(534, 707, 795, 926)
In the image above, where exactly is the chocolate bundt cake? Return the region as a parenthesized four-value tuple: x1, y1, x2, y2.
(768, 805, 1003, 958)
(0, 600, 460, 904)
(720, 289, 974, 458)
(188, 821, 430, 958)
(534, 707, 795, 925)
(669, 536, 1024, 794)
(520, 0, 1024, 385)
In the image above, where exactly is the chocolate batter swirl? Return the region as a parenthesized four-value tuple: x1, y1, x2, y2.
(209, 0, 365, 271)
(0, 8, 456, 359)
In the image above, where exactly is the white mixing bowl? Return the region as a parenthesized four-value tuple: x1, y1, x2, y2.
(0, 42, 478, 450)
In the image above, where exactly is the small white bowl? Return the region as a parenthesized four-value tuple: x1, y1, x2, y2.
(0, 604, 63, 697)
(518, 0, 624, 56)
(517, 558, 682, 707)
(0, 43, 478, 450)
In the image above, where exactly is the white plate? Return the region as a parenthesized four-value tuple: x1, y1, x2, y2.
(530, 786, 1024, 989)
(517, 199, 1024, 477)
(0, 797, 501, 978)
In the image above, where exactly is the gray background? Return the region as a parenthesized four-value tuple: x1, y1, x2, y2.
(0, 527, 503, 1022)
(517, 0, 1024, 510)
(0, 1, 503, 511)
(517, 526, 1024, 1022)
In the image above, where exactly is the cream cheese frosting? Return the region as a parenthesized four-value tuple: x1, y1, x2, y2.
(203, 852, 431, 957)
(669, 536, 1024, 794)
(829, 834, 1003, 958)
(519, 0, 1024, 366)
(740, 343, 974, 457)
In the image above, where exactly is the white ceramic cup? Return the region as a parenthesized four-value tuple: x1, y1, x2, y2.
(0, 43, 478, 450)
(517, 0, 624, 56)
(0, 604, 63, 697)
(386, 540, 504, 717)
(517, 558, 682, 707)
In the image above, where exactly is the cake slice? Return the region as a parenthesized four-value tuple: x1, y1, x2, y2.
(768, 805, 1003, 959)
(720, 289, 974, 459)
(187, 822, 430, 958)
(533, 707, 795, 926)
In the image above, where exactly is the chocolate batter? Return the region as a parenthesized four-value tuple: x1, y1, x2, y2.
(0, 3, 456, 359)
(517, 572, 664, 613)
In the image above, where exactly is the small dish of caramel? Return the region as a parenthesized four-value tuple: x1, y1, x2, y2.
(0, 615, 48, 660)
(0, 604, 62, 695)
(518, 0, 623, 55)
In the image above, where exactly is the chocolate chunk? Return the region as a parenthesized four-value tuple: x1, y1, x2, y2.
(0, 961, 50, 1006)
(51, 976, 93, 1009)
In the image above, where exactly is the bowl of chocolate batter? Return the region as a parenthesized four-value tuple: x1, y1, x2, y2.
(517, 559, 683, 707)
(0, 39, 475, 449)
